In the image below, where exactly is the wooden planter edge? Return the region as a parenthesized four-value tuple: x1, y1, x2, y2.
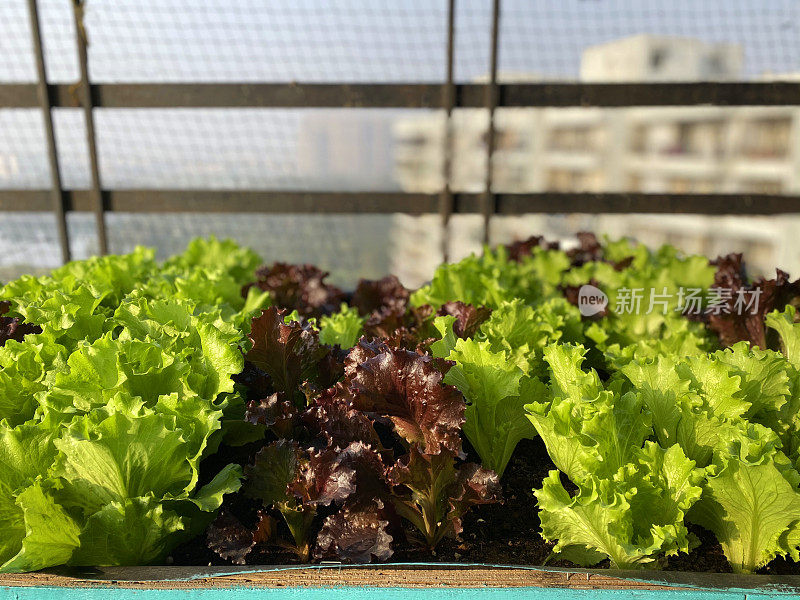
(2, 563, 800, 595)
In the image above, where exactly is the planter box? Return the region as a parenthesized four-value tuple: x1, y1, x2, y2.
(2, 565, 799, 599)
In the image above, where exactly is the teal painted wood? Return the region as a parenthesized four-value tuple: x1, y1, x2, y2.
(0, 587, 750, 600)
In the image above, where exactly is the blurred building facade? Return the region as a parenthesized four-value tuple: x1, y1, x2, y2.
(580, 35, 742, 82)
(394, 35, 800, 195)
(390, 35, 800, 286)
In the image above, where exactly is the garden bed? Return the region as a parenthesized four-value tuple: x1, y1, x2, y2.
(170, 438, 748, 573)
(3, 234, 800, 586)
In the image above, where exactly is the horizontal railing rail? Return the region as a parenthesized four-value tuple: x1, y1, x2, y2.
(1, 82, 799, 109)
(0, 190, 797, 216)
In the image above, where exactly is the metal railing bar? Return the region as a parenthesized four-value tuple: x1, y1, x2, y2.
(26, 0, 71, 263)
(71, 0, 108, 255)
(438, 0, 456, 263)
(497, 81, 800, 107)
(0, 190, 441, 214)
(494, 193, 800, 215)
(1, 82, 799, 109)
(480, 0, 501, 245)
(1, 190, 797, 216)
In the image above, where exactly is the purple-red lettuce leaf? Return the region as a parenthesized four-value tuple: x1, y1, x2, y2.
(351, 276, 409, 319)
(289, 441, 388, 511)
(504, 235, 559, 262)
(315, 504, 393, 563)
(436, 302, 492, 339)
(348, 346, 464, 456)
(242, 440, 314, 560)
(0, 301, 42, 348)
(243, 440, 388, 561)
(247, 263, 344, 318)
(566, 232, 604, 267)
(245, 307, 331, 405)
(708, 253, 800, 349)
(245, 393, 298, 439)
(206, 512, 255, 565)
(303, 393, 382, 450)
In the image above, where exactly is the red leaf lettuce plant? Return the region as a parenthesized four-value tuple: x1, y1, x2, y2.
(208, 310, 500, 564)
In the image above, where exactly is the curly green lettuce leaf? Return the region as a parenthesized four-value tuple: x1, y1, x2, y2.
(689, 453, 800, 573)
(69, 495, 186, 567)
(0, 283, 108, 350)
(622, 352, 784, 468)
(0, 422, 59, 492)
(0, 240, 252, 572)
(163, 236, 262, 287)
(591, 316, 715, 374)
(712, 342, 790, 424)
(537, 443, 702, 569)
(0, 421, 66, 569)
(620, 357, 697, 450)
(319, 304, 365, 349)
(478, 298, 584, 377)
(767, 305, 800, 370)
(564, 241, 716, 372)
(53, 411, 196, 514)
(114, 295, 244, 401)
(50, 247, 157, 308)
(411, 245, 569, 310)
(526, 344, 651, 484)
(2, 247, 155, 317)
(0, 482, 81, 573)
(438, 337, 539, 477)
(0, 337, 66, 426)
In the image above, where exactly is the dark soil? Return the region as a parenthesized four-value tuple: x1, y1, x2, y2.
(169, 437, 800, 574)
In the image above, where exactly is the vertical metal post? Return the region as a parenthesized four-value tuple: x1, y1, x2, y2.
(71, 0, 108, 255)
(26, 0, 71, 263)
(438, 0, 456, 263)
(480, 0, 500, 246)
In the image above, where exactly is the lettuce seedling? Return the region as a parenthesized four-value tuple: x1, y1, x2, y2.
(389, 445, 500, 549)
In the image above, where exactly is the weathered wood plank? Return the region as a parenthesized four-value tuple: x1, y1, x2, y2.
(1, 565, 798, 593)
